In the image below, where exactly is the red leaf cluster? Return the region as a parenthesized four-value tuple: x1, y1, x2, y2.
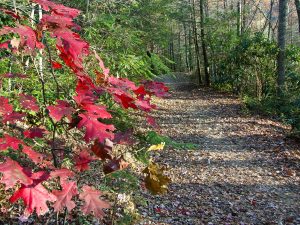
(0, 0, 169, 220)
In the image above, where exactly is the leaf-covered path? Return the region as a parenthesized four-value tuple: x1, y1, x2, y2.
(139, 86, 300, 225)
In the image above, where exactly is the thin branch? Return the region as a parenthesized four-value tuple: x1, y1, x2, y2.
(51, 123, 58, 168)
(32, 54, 47, 105)
(43, 38, 61, 99)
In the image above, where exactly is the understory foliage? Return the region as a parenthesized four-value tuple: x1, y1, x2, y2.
(205, 13, 300, 133)
(213, 33, 300, 132)
(58, 0, 173, 81)
(0, 0, 170, 222)
(163, 0, 300, 135)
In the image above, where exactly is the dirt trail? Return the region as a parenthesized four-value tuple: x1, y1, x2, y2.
(139, 86, 300, 225)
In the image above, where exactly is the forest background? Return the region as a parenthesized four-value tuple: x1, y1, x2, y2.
(0, 0, 300, 224)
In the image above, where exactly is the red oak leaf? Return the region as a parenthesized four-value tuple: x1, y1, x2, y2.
(55, 31, 89, 70)
(77, 113, 114, 143)
(28, 171, 49, 182)
(73, 92, 95, 107)
(75, 73, 95, 89)
(0, 158, 33, 190)
(91, 139, 113, 160)
(47, 100, 75, 122)
(51, 61, 62, 69)
(22, 146, 44, 163)
(0, 41, 10, 49)
(50, 168, 74, 185)
(19, 94, 39, 112)
(135, 99, 152, 111)
(0, 96, 13, 115)
(81, 104, 112, 118)
(107, 87, 125, 96)
(10, 182, 56, 216)
(0, 25, 43, 52)
(40, 14, 79, 31)
(108, 76, 137, 90)
(2, 112, 25, 124)
(79, 185, 110, 219)
(75, 79, 91, 93)
(56, 43, 80, 72)
(0, 134, 23, 151)
(0, 8, 21, 20)
(33, 0, 80, 18)
(52, 181, 78, 212)
(24, 127, 46, 139)
(113, 94, 137, 109)
(143, 81, 169, 97)
(103, 157, 129, 174)
(74, 149, 93, 172)
(134, 85, 147, 96)
(114, 130, 135, 145)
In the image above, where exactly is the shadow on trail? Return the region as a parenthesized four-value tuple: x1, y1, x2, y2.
(169, 134, 284, 149)
(140, 86, 300, 225)
(140, 182, 300, 224)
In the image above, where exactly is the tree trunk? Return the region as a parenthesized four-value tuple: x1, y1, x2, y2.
(268, 0, 274, 39)
(177, 31, 181, 71)
(170, 40, 175, 70)
(256, 72, 262, 100)
(295, 0, 300, 32)
(237, 0, 242, 35)
(200, 0, 210, 86)
(191, 0, 202, 84)
(86, 0, 90, 15)
(277, 0, 288, 96)
(241, 0, 246, 33)
(188, 19, 194, 72)
(183, 22, 190, 71)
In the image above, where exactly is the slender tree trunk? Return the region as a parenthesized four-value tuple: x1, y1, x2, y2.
(237, 0, 242, 35)
(169, 42, 172, 69)
(86, 0, 90, 15)
(277, 0, 288, 96)
(188, 20, 194, 72)
(268, 0, 274, 39)
(147, 43, 155, 74)
(204, 0, 209, 17)
(256, 71, 262, 100)
(183, 22, 190, 71)
(38, 5, 44, 82)
(178, 30, 182, 71)
(191, 0, 202, 84)
(241, 0, 246, 33)
(200, 0, 210, 86)
(169, 26, 176, 71)
(288, 4, 293, 45)
(295, 0, 300, 32)
(170, 40, 175, 70)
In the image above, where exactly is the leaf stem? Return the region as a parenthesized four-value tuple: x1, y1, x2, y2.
(51, 123, 58, 168)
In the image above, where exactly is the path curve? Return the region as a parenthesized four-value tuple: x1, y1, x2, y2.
(139, 86, 300, 225)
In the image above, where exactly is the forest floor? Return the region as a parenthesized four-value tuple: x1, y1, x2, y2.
(138, 85, 300, 225)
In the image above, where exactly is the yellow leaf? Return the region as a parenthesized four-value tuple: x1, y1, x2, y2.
(143, 163, 171, 195)
(148, 142, 165, 151)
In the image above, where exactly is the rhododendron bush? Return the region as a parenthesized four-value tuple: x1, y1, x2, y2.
(0, 0, 169, 222)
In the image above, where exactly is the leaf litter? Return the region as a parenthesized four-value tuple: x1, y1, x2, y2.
(138, 85, 300, 225)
